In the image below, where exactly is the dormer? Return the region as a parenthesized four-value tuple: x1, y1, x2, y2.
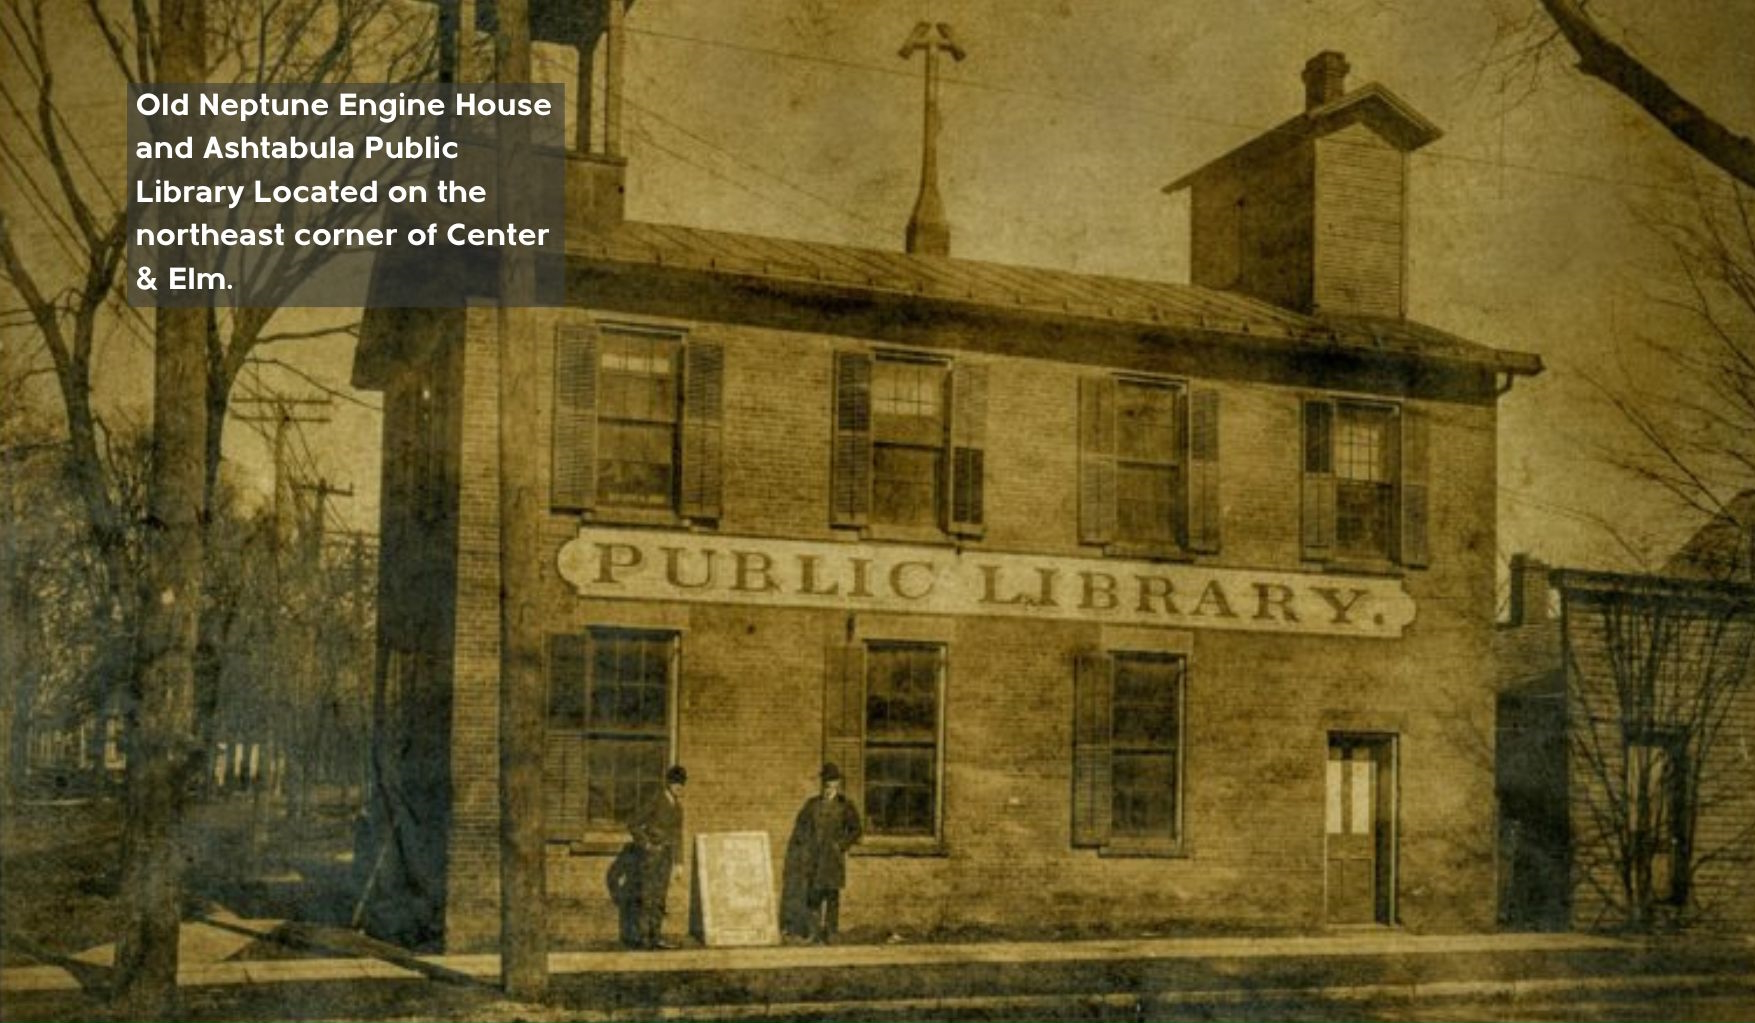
(1165, 52, 1441, 319)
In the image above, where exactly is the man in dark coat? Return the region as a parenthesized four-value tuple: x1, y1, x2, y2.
(788, 763, 863, 944)
(628, 764, 687, 949)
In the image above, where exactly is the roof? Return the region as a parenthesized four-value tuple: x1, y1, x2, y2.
(1667, 491, 1755, 582)
(1549, 566, 1755, 607)
(1163, 83, 1443, 194)
(570, 220, 1542, 376)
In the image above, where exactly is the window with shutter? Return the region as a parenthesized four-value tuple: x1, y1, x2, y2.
(1073, 649, 1186, 852)
(833, 350, 984, 535)
(1303, 398, 1425, 567)
(544, 628, 677, 841)
(552, 322, 722, 520)
(862, 642, 943, 837)
(1083, 374, 1218, 555)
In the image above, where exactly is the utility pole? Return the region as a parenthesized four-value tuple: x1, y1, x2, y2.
(235, 396, 332, 560)
(290, 477, 353, 816)
(115, 0, 205, 1012)
(232, 398, 329, 845)
(495, 0, 548, 999)
(899, 21, 965, 257)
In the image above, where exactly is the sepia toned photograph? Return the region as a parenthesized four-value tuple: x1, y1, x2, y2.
(3, 1, 1754, 1020)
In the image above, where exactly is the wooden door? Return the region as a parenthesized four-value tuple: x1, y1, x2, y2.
(1325, 735, 1395, 924)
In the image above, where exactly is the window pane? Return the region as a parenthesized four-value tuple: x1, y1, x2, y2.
(865, 747, 936, 835)
(1335, 406, 1390, 483)
(1116, 464, 1177, 544)
(586, 739, 667, 827)
(1110, 653, 1182, 839)
(588, 632, 673, 736)
(864, 643, 942, 837)
(1113, 655, 1180, 746)
(599, 333, 678, 423)
(867, 644, 939, 741)
(872, 359, 945, 420)
(1336, 480, 1392, 560)
(1113, 751, 1175, 835)
(873, 444, 942, 527)
(598, 422, 675, 507)
(1117, 382, 1178, 462)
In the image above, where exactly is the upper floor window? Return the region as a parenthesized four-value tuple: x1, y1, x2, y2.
(598, 332, 681, 508)
(552, 323, 724, 520)
(872, 358, 948, 528)
(544, 628, 678, 841)
(1080, 375, 1220, 555)
(1302, 398, 1428, 567)
(832, 350, 986, 536)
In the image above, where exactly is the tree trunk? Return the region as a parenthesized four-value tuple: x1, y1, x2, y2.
(113, 1, 207, 1011)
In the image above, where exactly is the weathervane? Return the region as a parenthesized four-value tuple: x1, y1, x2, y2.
(899, 21, 965, 256)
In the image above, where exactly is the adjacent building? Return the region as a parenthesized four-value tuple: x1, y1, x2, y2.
(1497, 508, 1755, 931)
(354, 6, 1542, 950)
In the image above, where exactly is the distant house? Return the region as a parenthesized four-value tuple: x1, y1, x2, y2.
(1496, 515, 1755, 931)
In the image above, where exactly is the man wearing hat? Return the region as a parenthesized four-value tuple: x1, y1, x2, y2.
(789, 763, 863, 944)
(628, 764, 688, 949)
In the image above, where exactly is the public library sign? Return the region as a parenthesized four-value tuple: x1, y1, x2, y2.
(557, 528, 1416, 639)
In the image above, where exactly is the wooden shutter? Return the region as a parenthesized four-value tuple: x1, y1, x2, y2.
(544, 633, 590, 841)
(823, 640, 867, 806)
(947, 361, 988, 535)
(1399, 405, 1430, 568)
(551, 325, 598, 511)
(1072, 649, 1114, 848)
(831, 352, 873, 527)
(1301, 399, 1336, 561)
(1185, 387, 1221, 554)
(680, 340, 725, 519)
(1078, 376, 1117, 545)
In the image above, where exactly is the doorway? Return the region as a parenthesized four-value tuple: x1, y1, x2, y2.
(1325, 733, 1397, 925)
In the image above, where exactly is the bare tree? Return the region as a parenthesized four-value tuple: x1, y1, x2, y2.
(0, 0, 428, 1010)
(0, 0, 429, 767)
(1580, 181, 1755, 548)
(1562, 575, 1755, 929)
(1488, 1, 1755, 188)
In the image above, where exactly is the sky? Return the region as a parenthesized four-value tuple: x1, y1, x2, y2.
(7, 0, 1755, 595)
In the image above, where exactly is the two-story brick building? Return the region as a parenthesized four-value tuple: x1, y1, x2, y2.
(352, 16, 1541, 950)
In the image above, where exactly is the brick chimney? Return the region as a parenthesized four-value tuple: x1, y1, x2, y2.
(1508, 554, 1551, 626)
(1302, 51, 1351, 109)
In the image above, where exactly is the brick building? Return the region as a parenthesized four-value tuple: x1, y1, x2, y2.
(1497, 512, 1755, 932)
(353, 14, 1542, 950)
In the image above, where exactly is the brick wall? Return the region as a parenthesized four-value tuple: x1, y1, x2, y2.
(434, 303, 1503, 949)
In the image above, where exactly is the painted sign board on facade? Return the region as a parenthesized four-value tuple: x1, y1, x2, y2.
(558, 528, 1416, 638)
(692, 831, 780, 947)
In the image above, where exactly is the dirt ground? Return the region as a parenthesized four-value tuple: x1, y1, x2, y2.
(0, 794, 360, 968)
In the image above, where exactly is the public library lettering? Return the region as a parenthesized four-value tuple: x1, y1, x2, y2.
(559, 530, 1410, 638)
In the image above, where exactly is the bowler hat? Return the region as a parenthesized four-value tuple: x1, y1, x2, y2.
(666, 765, 688, 784)
(819, 763, 842, 782)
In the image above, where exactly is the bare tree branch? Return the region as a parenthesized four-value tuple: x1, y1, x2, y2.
(1536, 0, 1755, 188)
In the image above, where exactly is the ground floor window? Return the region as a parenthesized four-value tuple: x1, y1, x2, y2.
(545, 628, 677, 840)
(822, 638, 946, 843)
(1073, 650, 1185, 849)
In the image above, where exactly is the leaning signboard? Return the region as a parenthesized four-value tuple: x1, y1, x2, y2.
(693, 831, 780, 947)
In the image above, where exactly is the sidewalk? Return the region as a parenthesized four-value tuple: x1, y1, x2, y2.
(7, 928, 1755, 1020)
